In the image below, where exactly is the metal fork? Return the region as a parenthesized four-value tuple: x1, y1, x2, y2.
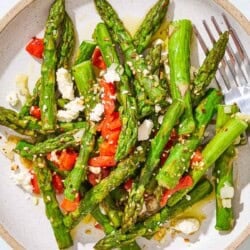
(194, 14, 250, 114)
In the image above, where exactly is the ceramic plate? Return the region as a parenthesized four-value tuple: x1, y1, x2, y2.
(0, 0, 249, 249)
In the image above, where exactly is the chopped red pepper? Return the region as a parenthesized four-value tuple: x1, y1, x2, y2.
(30, 106, 41, 120)
(190, 150, 203, 166)
(89, 155, 116, 167)
(61, 193, 80, 212)
(25, 37, 44, 59)
(58, 149, 78, 171)
(99, 141, 117, 156)
(92, 47, 106, 70)
(52, 174, 64, 194)
(87, 168, 110, 186)
(123, 178, 133, 191)
(160, 175, 193, 207)
(30, 171, 40, 194)
(94, 223, 103, 230)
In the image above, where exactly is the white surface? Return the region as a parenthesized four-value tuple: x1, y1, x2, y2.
(0, 1, 249, 250)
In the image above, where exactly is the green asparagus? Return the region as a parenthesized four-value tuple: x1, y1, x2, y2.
(15, 128, 86, 159)
(192, 31, 229, 105)
(63, 143, 147, 229)
(122, 100, 184, 231)
(168, 19, 195, 135)
(167, 116, 248, 206)
(33, 157, 73, 249)
(94, 179, 213, 249)
(133, 0, 169, 53)
(93, 22, 138, 160)
(74, 40, 96, 65)
(57, 13, 75, 69)
(39, 0, 65, 131)
(213, 104, 238, 231)
(94, 0, 166, 104)
(64, 126, 96, 201)
(156, 89, 222, 189)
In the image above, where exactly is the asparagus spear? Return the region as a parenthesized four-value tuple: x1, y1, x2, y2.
(72, 60, 99, 118)
(0, 105, 87, 138)
(94, 179, 213, 249)
(19, 79, 41, 118)
(156, 89, 222, 189)
(192, 31, 229, 105)
(74, 40, 96, 65)
(63, 143, 147, 229)
(145, 43, 162, 75)
(64, 126, 96, 201)
(39, 0, 65, 131)
(167, 116, 248, 206)
(213, 104, 237, 231)
(91, 206, 115, 234)
(94, 0, 166, 104)
(33, 157, 73, 249)
(93, 23, 138, 160)
(122, 100, 184, 231)
(15, 128, 86, 159)
(133, 0, 169, 53)
(168, 19, 195, 135)
(57, 13, 75, 69)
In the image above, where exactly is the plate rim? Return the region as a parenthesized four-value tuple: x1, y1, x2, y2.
(0, 0, 249, 249)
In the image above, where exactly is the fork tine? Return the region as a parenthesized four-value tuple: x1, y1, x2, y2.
(202, 20, 239, 87)
(211, 16, 249, 85)
(222, 14, 246, 61)
(193, 25, 229, 92)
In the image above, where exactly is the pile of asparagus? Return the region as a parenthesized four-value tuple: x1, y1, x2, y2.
(0, 0, 248, 249)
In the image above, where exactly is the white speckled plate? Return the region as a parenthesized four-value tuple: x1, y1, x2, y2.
(0, 0, 249, 249)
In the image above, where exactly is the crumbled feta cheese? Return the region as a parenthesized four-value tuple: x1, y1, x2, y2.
(10, 167, 33, 193)
(57, 97, 84, 122)
(172, 218, 200, 235)
(155, 104, 161, 113)
(73, 129, 85, 142)
(103, 63, 120, 83)
(89, 103, 104, 122)
(158, 115, 164, 125)
(56, 67, 75, 100)
(224, 105, 232, 114)
(220, 184, 234, 199)
(153, 39, 164, 46)
(88, 166, 101, 174)
(49, 150, 59, 163)
(222, 198, 232, 208)
(138, 119, 154, 141)
(6, 91, 20, 107)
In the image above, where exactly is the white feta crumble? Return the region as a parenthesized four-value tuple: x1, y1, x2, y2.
(50, 150, 60, 163)
(153, 38, 164, 46)
(172, 218, 200, 235)
(73, 129, 85, 142)
(103, 63, 120, 83)
(57, 97, 84, 122)
(138, 119, 154, 141)
(89, 103, 104, 122)
(158, 115, 164, 125)
(220, 184, 234, 199)
(6, 91, 20, 107)
(56, 67, 75, 100)
(88, 166, 101, 175)
(222, 199, 232, 208)
(155, 104, 161, 113)
(10, 167, 33, 193)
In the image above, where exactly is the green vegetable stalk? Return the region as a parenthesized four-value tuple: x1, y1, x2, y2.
(168, 19, 195, 135)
